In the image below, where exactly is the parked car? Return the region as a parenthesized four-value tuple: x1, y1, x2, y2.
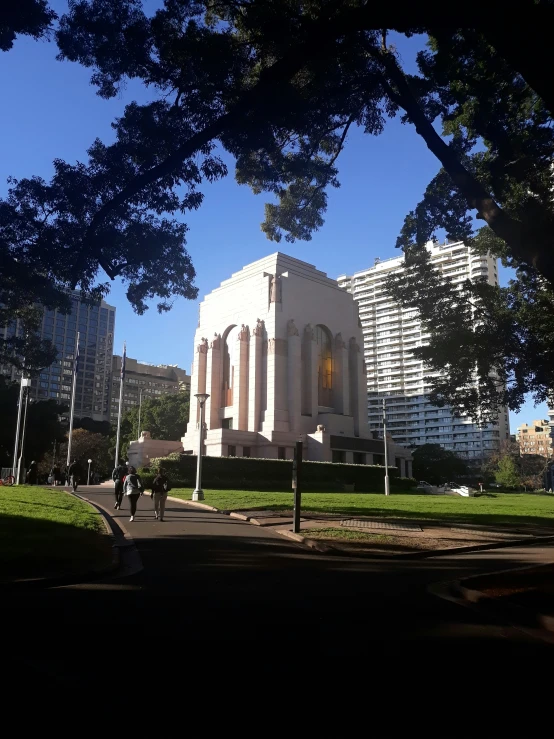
(416, 480, 434, 490)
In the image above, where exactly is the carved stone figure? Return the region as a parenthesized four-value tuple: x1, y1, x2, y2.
(269, 274, 282, 303)
(211, 333, 221, 350)
(287, 319, 299, 336)
(238, 323, 250, 341)
(252, 318, 265, 337)
(335, 332, 345, 349)
(304, 323, 315, 340)
(197, 337, 208, 353)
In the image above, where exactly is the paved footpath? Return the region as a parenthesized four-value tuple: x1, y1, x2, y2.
(3, 484, 554, 679)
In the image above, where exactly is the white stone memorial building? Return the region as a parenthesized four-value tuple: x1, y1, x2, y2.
(182, 254, 412, 476)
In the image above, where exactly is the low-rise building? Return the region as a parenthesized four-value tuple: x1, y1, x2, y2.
(516, 420, 553, 457)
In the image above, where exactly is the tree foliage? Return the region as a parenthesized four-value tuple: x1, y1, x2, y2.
(485, 440, 548, 490)
(59, 428, 112, 477)
(112, 389, 190, 461)
(0, 1, 57, 52)
(412, 443, 468, 485)
(0, 377, 67, 470)
(494, 455, 521, 488)
(3, 0, 554, 398)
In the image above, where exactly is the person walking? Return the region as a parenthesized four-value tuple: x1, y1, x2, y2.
(124, 466, 144, 522)
(26, 461, 38, 485)
(112, 459, 127, 510)
(67, 459, 83, 492)
(151, 467, 171, 521)
(52, 464, 61, 486)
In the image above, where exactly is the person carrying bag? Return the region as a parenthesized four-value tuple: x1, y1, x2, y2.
(124, 466, 144, 522)
(151, 467, 171, 522)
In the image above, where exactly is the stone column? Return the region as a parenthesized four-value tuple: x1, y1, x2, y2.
(287, 320, 301, 433)
(262, 336, 290, 433)
(190, 337, 208, 425)
(333, 332, 350, 416)
(248, 319, 264, 432)
(206, 333, 222, 430)
(233, 324, 250, 431)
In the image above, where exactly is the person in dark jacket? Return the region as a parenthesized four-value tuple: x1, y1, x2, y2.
(151, 467, 171, 521)
(67, 459, 83, 492)
(26, 461, 38, 485)
(124, 466, 144, 522)
(112, 460, 127, 510)
(51, 465, 62, 486)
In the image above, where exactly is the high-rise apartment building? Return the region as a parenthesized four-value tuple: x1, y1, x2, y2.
(337, 241, 510, 464)
(1, 292, 116, 422)
(110, 355, 190, 424)
(517, 420, 553, 457)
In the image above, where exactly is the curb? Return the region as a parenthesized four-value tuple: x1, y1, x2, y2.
(276, 528, 333, 553)
(454, 582, 554, 635)
(392, 533, 554, 560)
(167, 496, 264, 525)
(0, 491, 120, 592)
(272, 531, 554, 560)
(430, 563, 554, 644)
(168, 496, 554, 559)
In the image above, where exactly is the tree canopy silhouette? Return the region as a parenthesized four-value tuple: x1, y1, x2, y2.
(2, 0, 553, 400)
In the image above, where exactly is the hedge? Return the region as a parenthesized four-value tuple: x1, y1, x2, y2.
(138, 455, 416, 493)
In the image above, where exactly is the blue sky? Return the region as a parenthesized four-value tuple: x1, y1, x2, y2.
(1, 1, 546, 428)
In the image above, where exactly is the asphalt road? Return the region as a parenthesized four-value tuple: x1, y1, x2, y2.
(3, 485, 553, 681)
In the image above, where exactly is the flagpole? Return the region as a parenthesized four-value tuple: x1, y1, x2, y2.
(114, 341, 126, 466)
(66, 332, 80, 468)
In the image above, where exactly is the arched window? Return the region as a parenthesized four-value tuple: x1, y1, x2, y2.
(221, 325, 239, 407)
(316, 325, 333, 407)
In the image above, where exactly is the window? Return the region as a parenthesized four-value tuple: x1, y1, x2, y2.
(332, 450, 345, 463)
(222, 418, 233, 429)
(278, 446, 286, 460)
(353, 452, 365, 465)
(316, 325, 333, 407)
(228, 445, 236, 457)
(243, 446, 251, 458)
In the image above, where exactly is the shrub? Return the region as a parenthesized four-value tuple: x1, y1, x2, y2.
(146, 455, 414, 493)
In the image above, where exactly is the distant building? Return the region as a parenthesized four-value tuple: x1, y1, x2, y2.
(516, 420, 553, 457)
(110, 355, 190, 424)
(1, 292, 115, 423)
(337, 240, 510, 465)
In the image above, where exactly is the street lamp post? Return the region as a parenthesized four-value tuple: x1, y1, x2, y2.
(12, 377, 31, 482)
(137, 389, 143, 440)
(87, 459, 92, 486)
(383, 398, 390, 496)
(192, 393, 210, 501)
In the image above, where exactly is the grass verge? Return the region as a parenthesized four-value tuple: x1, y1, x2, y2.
(171, 489, 554, 528)
(0, 485, 112, 582)
(300, 527, 393, 543)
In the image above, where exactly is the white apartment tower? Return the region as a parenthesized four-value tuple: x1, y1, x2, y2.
(338, 241, 510, 465)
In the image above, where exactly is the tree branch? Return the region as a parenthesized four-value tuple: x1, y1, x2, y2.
(370, 43, 554, 287)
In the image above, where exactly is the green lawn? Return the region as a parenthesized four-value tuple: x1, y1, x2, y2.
(171, 488, 554, 528)
(0, 485, 112, 582)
